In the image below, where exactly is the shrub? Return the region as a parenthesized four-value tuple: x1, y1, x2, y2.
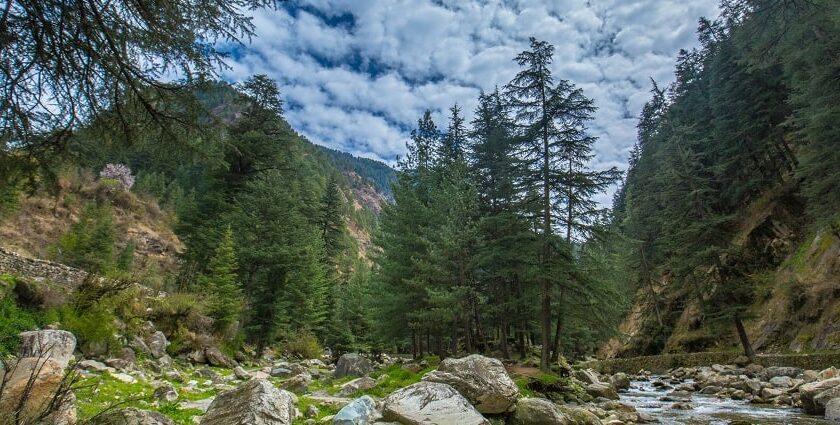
(0, 295, 41, 355)
(50, 202, 117, 274)
(281, 329, 323, 359)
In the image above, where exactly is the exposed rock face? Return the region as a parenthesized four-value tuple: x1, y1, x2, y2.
(422, 354, 519, 414)
(511, 398, 570, 425)
(201, 379, 296, 425)
(382, 382, 490, 425)
(88, 408, 176, 425)
(333, 395, 378, 425)
(0, 358, 71, 424)
(334, 353, 373, 378)
(18, 330, 76, 368)
(801, 378, 840, 414)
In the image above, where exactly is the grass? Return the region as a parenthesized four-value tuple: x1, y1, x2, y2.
(293, 397, 341, 425)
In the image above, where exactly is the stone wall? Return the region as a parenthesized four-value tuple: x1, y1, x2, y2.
(581, 352, 840, 374)
(0, 247, 89, 288)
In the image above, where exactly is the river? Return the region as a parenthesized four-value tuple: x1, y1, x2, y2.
(623, 378, 835, 424)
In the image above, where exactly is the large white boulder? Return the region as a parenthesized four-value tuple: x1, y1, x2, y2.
(382, 381, 489, 425)
(18, 330, 76, 368)
(0, 357, 75, 424)
(422, 354, 519, 414)
(201, 379, 296, 425)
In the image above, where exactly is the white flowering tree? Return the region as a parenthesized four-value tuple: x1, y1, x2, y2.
(99, 164, 135, 191)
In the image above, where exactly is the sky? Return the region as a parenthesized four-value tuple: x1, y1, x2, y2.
(222, 0, 721, 204)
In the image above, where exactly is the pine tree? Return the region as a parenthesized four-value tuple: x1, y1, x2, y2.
(200, 226, 243, 332)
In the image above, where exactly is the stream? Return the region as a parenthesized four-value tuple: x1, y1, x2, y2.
(623, 378, 835, 424)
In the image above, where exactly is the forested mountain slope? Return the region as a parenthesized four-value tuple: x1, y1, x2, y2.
(605, 0, 840, 358)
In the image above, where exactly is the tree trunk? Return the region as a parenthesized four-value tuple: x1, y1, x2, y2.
(550, 289, 565, 362)
(412, 330, 418, 359)
(500, 322, 510, 359)
(734, 315, 755, 360)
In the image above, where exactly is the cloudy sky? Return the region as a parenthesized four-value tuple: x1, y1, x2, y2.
(222, 0, 720, 202)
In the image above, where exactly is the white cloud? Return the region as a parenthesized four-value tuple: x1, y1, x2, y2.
(222, 0, 721, 202)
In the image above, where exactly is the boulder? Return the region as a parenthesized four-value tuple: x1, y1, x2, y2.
(79, 359, 112, 373)
(338, 376, 377, 397)
(822, 367, 840, 380)
(334, 353, 373, 378)
(281, 372, 312, 392)
(382, 382, 489, 425)
(769, 376, 793, 387)
(234, 366, 251, 380)
(18, 330, 76, 368)
(202, 379, 296, 425)
(205, 346, 236, 368)
(609, 373, 630, 390)
(800, 378, 840, 414)
(333, 395, 378, 425)
(0, 358, 73, 424)
(573, 369, 602, 385)
(511, 398, 570, 425)
(421, 354, 519, 414)
(763, 366, 802, 381)
(826, 398, 840, 422)
(88, 407, 176, 425)
(586, 382, 619, 400)
(556, 405, 602, 425)
(154, 385, 179, 403)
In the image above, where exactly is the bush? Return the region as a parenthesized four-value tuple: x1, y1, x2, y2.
(281, 330, 323, 359)
(0, 295, 41, 355)
(50, 202, 117, 274)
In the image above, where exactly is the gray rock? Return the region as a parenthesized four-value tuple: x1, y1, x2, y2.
(421, 354, 519, 414)
(105, 358, 131, 370)
(202, 379, 296, 425)
(586, 382, 619, 400)
(382, 382, 489, 425)
(334, 395, 378, 425)
(271, 367, 293, 377)
(205, 346, 236, 368)
(334, 353, 373, 378)
(770, 376, 793, 387)
(610, 372, 630, 390)
(282, 372, 312, 392)
(825, 398, 840, 422)
(338, 377, 377, 397)
(154, 385, 179, 403)
(79, 359, 112, 373)
(574, 369, 602, 385)
(801, 378, 840, 414)
(234, 366, 251, 380)
(18, 330, 76, 368)
(763, 366, 803, 381)
(511, 398, 570, 425)
(120, 347, 137, 363)
(88, 408, 175, 425)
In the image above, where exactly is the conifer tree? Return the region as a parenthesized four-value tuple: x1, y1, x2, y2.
(200, 226, 243, 332)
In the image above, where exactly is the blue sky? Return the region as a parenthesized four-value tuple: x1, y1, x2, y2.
(222, 0, 720, 203)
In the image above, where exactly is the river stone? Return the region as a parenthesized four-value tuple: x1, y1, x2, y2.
(382, 381, 490, 425)
(202, 379, 296, 425)
(610, 372, 630, 390)
(770, 376, 793, 387)
(421, 354, 519, 413)
(88, 407, 175, 425)
(763, 366, 802, 381)
(574, 369, 602, 385)
(801, 378, 840, 414)
(18, 330, 76, 368)
(586, 382, 619, 400)
(511, 398, 570, 425)
(822, 367, 840, 380)
(334, 353, 373, 378)
(333, 395, 378, 425)
(825, 398, 840, 421)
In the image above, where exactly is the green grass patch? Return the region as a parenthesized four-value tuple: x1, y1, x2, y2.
(293, 396, 341, 425)
(358, 363, 435, 398)
(514, 377, 535, 397)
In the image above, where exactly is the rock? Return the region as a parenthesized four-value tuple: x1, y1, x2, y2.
(334, 353, 373, 378)
(574, 369, 602, 385)
(382, 382, 489, 425)
(609, 372, 630, 390)
(761, 387, 783, 399)
(0, 358, 74, 424)
(105, 358, 132, 370)
(272, 367, 293, 377)
(826, 398, 840, 421)
(763, 366, 803, 381)
(130, 335, 152, 356)
(202, 379, 296, 425)
(234, 366, 251, 380)
(205, 346, 236, 368)
(801, 378, 840, 414)
(165, 370, 183, 382)
(120, 347, 138, 363)
(79, 359, 112, 373)
(111, 372, 137, 384)
(88, 407, 176, 425)
(334, 395, 378, 425)
(671, 402, 693, 410)
(338, 376, 377, 397)
(154, 385, 179, 403)
(81, 340, 109, 357)
(18, 330, 76, 368)
(511, 398, 570, 425)
(822, 367, 840, 380)
(770, 376, 793, 387)
(282, 372, 312, 392)
(733, 355, 751, 367)
(421, 354, 519, 414)
(586, 382, 619, 400)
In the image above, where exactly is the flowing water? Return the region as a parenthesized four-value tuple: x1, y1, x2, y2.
(622, 378, 835, 424)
